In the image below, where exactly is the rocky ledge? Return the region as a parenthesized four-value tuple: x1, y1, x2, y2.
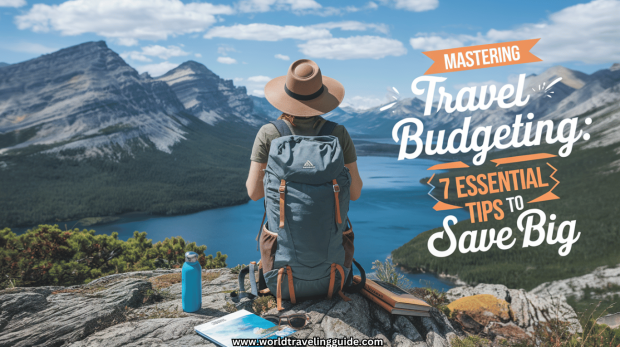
(0, 269, 581, 347)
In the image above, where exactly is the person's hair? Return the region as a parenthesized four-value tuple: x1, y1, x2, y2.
(277, 113, 297, 127)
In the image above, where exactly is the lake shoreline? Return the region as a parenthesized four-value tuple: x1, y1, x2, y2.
(394, 262, 467, 287)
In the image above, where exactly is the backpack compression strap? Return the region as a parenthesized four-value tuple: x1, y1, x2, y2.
(343, 259, 366, 294)
(318, 120, 338, 136)
(270, 120, 293, 136)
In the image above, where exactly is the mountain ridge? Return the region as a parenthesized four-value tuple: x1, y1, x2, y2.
(0, 41, 261, 227)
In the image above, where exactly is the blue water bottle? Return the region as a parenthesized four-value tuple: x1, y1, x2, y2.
(182, 251, 202, 312)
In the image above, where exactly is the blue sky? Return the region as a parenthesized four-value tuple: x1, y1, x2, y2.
(1, 0, 619, 109)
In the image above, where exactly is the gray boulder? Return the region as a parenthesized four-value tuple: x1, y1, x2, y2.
(447, 283, 581, 334)
(0, 278, 150, 347)
(529, 264, 620, 301)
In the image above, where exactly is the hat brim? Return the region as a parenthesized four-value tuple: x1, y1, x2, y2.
(264, 75, 345, 117)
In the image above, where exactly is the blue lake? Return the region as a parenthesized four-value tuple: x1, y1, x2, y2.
(83, 156, 468, 291)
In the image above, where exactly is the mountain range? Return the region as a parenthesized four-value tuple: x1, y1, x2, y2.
(1, 40, 619, 227)
(0, 41, 272, 227)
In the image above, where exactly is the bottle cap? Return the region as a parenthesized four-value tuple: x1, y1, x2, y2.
(185, 251, 199, 263)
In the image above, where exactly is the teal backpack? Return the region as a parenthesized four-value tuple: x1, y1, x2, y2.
(242, 119, 365, 310)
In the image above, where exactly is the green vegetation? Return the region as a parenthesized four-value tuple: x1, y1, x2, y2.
(393, 141, 620, 293)
(373, 258, 452, 315)
(0, 116, 256, 228)
(230, 264, 247, 274)
(0, 224, 227, 289)
(510, 318, 620, 346)
(567, 285, 620, 325)
(372, 258, 412, 289)
(252, 296, 277, 315)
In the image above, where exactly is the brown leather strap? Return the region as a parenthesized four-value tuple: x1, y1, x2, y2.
(279, 180, 286, 228)
(277, 268, 285, 311)
(330, 263, 351, 301)
(332, 179, 342, 224)
(335, 264, 346, 292)
(327, 263, 336, 299)
(334, 264, 350, 301)
(286, 266, 296, 304)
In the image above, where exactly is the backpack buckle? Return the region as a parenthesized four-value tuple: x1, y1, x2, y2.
(333, 183, 340, 193)
(279, 186, 286, 193)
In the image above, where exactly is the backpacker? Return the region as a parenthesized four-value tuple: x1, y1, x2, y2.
(253, 119, 365, 310)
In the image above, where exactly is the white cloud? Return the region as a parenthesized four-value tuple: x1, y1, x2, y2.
(247, 75, 271, 82)
(135, 61, 178, 77)
(121, 51, 152, 62)
(204, 21, 390, 41)
(299, 36, 407, 60)
(0, 0, 26, 7)
(236, 0, 321, 13)
(3, 42, 56, 54)
(409, 0, 620, 64)
(121, 45, 190, 62)
(217, 44, 237, 55)
(205, 23, 331, 41)
(391, 0, 438, 12)
(340, 95, 385, 110)
(275, 54, 290, 61)
(15, 0, 234, 46)
(217, 56, 237, 64)
(236, 76, 272, 96)
(194, 53, 202, 58)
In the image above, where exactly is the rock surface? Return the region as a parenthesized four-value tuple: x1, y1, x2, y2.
(0, 269, 585, 347)
(0, 269, 463, 347)
(447, 283, 582, 334)
(157, 61, 266, 127)
(529, 264, 620, 300)
(447, 294, 512, 327)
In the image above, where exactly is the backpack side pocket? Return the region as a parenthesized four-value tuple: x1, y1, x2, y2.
(260, 224, 278, 273)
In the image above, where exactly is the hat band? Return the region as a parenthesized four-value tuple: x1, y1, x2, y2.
(284, 84, 324, 101)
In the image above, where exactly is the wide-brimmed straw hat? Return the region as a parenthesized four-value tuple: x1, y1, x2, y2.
(264, 59, 345, 117)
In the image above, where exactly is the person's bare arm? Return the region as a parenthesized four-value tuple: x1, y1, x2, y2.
(246, 162, 267, 201)
(345, 161, 363, 201)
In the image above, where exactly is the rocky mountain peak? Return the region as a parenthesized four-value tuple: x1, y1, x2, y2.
(173, 60, 219, 78)
(157, 60, 263, 127)
(0, 40, 189, 159)
(525, 65, 591, 90)
(610, 63, 620, 71)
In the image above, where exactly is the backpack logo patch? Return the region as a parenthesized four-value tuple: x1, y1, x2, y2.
(303, 160, 315, 169)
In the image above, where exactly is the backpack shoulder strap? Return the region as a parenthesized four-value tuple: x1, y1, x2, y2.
(318, 120, 338, 136)
(270, 120, 293, 137)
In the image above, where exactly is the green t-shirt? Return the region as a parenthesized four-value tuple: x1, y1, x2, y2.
(250, 116, 358, 164)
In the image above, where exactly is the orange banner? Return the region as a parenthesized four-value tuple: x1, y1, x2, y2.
(423, 39, 542, 74)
